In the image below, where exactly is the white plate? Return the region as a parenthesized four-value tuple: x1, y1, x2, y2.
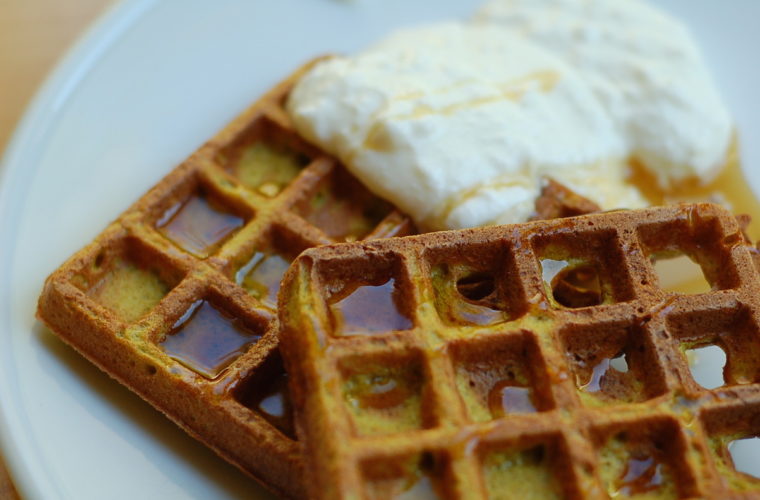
(1, 1, 759, 498)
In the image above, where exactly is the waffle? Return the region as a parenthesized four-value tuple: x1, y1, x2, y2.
(278, 202, 760, 499)
(35, 56, 605, 496)
(35, 60, 418, 498)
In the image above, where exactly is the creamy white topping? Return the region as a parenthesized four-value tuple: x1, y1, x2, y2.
(287, 0, 732, 231)
(474, 0, 732, 189)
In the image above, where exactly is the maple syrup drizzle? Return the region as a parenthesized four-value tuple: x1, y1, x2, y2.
(159, 300, 260, 379)
(157, 195, 244, 258)
(330, 278, 412, 336)
(236, 251, 291, 309)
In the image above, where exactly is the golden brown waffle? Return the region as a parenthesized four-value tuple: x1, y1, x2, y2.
(35, 60, 417, 498)
(35, 57, 604, 497)
(278, 202, 760, 499)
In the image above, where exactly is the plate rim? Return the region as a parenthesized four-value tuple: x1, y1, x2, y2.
(0, 1, 158, 497)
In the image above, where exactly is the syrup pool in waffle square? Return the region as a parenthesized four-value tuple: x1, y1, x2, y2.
(316, 252, 416, 338)
(155, 286, 267, 380)
(154, 177, 250, 259)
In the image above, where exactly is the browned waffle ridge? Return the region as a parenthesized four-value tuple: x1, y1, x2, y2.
(34, 60, 418, 498)
(278, 203, 760, 499)
(35, 58, 605, 497)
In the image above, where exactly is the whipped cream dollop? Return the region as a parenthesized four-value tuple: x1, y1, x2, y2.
(287, 0, 732, 231)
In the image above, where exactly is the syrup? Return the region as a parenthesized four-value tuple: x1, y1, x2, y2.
(157, 195, 244, 258)
(330, 278, 412, 336)
(159, 300, 260, 379)
(628, 151, 760, 293)
(487, 380, 536, 416)
(235, 251, 291, 309)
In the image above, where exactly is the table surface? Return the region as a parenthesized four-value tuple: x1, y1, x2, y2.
(0, 0, 116, 496)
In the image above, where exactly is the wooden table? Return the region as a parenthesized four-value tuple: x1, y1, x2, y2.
(0, 1, 116, 495)
(0, 0, 116, 151)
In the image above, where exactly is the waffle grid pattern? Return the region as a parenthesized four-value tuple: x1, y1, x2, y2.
(279, 203, 760, 499)
(36, 62, 414, 499)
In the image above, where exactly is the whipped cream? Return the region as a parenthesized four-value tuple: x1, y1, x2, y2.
(287, 0, 732, 231)
(474, 0, 732, 190)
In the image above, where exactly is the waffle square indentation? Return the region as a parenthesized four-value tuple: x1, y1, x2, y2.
(218, 117, 312, 198)
(360, 451, 451, 499)
(533, 228, 635, 309)
(339, 351, 432, 437)
(233, 350, 295, 439)
(560, 321, 667, 406)
(638, 212, 741, 294)
(232, 224, 310, 310)
(72, 236, 182, 323)
(156, 187, 247, 259)
(703, 403, 760, 493)
(478, 435, 575, 499)
(316, 253, 415, 338)
(593, 419, 696, 499)
(426, 241, 528, 327)
(667, 307, 760, 390)
(295, 165, 393, 242)
(158, 299, 262, 379)
(450, 332, 553, 422)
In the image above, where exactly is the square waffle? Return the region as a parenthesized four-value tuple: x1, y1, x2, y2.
(277, 202, 760, 499)
(36, 59, 605, 496)
(35, 60, 416, 499)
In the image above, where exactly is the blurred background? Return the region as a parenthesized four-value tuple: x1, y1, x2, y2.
(1, 2, 114, 495)
(0, 0, 114, 152)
